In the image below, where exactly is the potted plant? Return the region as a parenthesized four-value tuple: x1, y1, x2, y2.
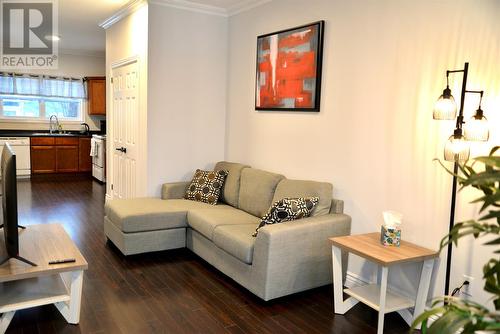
(412, 146, 500, 333)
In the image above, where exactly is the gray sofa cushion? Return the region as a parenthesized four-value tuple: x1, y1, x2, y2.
(213, 223, 258, 264)
(272, 179, 333, 216)
(238, 168, 285, 218)
(214, 161, 250, 207)
(106, 198, 223, 233)
(187, 206, 259, 240)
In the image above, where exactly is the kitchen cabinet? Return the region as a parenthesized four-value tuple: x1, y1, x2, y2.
(79, 137, 92, 172)
(86, 77, 106, 115)
(31, 146, 56, 174)
(31, 136, 92, 174)
(56, 146, 79, 172)
(55, 137, 79, 146)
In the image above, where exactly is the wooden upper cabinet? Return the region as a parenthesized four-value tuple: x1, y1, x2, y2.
(86, 76, 106, 116)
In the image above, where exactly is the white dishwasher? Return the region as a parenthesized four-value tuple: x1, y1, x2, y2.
(0, 137, 31, 177)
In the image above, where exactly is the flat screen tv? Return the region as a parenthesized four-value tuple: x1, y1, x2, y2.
(0, 143, 36, 266)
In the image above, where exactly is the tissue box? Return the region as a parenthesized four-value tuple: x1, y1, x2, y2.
(380, 225, 401, 247)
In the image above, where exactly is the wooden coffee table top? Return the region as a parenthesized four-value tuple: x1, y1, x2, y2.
(330, 232, 438, 266)
(0, 224, 88, 283)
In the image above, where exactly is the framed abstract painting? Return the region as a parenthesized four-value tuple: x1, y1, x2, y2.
(255, 21, 325, 112)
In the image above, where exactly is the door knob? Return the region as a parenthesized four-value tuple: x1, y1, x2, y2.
(115, 147, 127, 153)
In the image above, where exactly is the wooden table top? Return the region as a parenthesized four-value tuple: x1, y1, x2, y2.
(330, 232, 438, 266)
(0, 224, 88, 283)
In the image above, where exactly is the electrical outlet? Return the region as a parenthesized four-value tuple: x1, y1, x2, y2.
(463, 274, 474, 281)
(462, 274, 474, 298)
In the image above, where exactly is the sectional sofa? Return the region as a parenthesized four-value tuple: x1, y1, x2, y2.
(104, 161, 352, 301)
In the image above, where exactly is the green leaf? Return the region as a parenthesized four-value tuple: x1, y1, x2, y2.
(411, 306, 446, 329)
(461, 171, 500, 187)
(475, 156, 500, 168)
(479, 211, 500, 223)
(426, 146, 500, 325)
(489, 145, 500, 156)
(484, 237, 500, 246)
(427, 311, 469, 334)
(471, 191, 500, 213)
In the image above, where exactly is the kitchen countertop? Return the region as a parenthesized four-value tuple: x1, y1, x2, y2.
(0, 130, 102, 138)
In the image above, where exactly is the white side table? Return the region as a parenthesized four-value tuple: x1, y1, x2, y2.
(330, 233, 438, 334)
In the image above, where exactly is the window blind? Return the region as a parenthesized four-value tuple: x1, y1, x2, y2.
(0, 73, 85, 99)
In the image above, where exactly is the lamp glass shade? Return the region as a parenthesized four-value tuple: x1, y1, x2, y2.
(444, 133, 470, 162)
(433, 94, 457, 120)
(464, 111, 489, 141)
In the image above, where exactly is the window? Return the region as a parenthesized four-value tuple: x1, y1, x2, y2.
(0, 73, 85, 122)
(0, 95, 83, 121)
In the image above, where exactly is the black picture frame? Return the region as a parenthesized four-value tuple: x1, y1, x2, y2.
(255, 20, 325, 112)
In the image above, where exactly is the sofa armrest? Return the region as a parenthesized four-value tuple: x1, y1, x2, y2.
(252, 213, 351, 300)
(161, 182, 190, 200)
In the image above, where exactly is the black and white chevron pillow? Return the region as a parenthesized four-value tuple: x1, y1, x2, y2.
(252, 197, 319, 237)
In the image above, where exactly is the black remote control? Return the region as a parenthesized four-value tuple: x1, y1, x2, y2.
(48, 258, 76, 265)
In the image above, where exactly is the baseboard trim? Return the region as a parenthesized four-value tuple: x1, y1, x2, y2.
(345, 271, 416, 303)
(345, 271, 369, 289)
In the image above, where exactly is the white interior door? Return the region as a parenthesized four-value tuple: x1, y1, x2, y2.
(111, 61, 138, 199)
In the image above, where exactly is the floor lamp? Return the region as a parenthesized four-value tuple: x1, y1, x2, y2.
(433, 62, 490, 296)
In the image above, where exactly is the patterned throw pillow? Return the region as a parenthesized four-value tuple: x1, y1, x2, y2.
(252, 197, 319, 237)
(185, 169, 228, 205)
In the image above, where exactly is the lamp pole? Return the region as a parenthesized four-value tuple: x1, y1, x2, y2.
(436, 62, 489, 296)
(444, 62, 468, 296)
(445, 163, 458, 296)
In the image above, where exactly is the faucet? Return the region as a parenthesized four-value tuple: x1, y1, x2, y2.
(49, 115, 60, 134)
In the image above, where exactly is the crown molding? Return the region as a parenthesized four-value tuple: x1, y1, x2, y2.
(59, 48, 105, 58)
(99, 0, 148, 29)
(100, 0, 271, 27)
(149, 0, 227, 17)
(227, 0, 271, 16)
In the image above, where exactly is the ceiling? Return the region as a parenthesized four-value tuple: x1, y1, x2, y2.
(58, 0, 266, 55)
(59, 0, 127, 55)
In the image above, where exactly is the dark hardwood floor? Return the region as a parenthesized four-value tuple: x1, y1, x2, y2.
(6, 174, 413, 333)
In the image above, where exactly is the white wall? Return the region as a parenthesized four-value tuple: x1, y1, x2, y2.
(146, 4, 227, 196)
(105, 4, 149, 197)
(0, 53, 106, 131)
(226, 0, 500, 306)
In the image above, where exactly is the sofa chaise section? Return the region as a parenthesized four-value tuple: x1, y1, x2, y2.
(104, 197, 228, 255)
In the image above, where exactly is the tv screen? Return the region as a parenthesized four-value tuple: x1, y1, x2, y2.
(1, 143, 19, 258)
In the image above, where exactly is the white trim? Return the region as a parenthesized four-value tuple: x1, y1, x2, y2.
(345, 271, 415, 302)
(59, 49, 105, 58)
(111, 55, 139, 69)
(100, 0, 272, 27)
(99, 0, 148, 29)
(345, 271, 370, 288)
(150, 0, 227, 17)
(227, 0, 272, 16)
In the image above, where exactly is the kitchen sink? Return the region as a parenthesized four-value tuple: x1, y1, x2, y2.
(32, 132, 79, 136)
